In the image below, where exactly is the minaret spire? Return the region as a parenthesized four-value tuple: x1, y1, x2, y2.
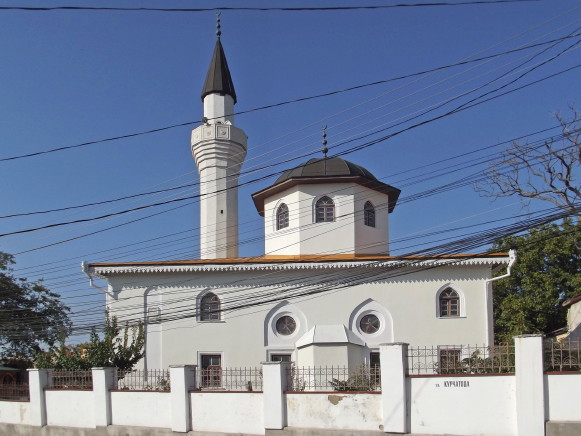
(201, 14, 237, 106)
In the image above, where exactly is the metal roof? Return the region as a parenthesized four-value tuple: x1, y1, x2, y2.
(274, 157, 377, 184)
(201, 39, 237, 103)
(251, 157, 401, 216)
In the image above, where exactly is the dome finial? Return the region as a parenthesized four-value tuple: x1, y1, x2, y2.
(216, 12, 222, 39)
(321, 125, 328, 159)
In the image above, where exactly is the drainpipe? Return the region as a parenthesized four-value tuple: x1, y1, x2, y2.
(81, 261, 111, 296)
(486, 249, 517, 283)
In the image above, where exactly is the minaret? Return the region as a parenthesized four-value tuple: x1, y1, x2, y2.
(191, 17, 247, 259)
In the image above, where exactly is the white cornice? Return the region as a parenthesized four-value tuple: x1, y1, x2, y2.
(90, 256, 509, 278)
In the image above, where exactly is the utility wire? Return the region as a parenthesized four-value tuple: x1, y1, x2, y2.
(0, 1, 542, 14)
(0, 33, 577, 163)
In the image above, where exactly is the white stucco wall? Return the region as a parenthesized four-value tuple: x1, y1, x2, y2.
(286, 393, 382, 431)
(409, 375, 516, 436)
(100, 259, 500, 368)
(190, 392, 264, 435)
(0, 401, 31, 425)
(110, 391, 171, 428)
(45, 390, 94, 428)
(546, 373, 581, 421)
(263, 183, 391, 256)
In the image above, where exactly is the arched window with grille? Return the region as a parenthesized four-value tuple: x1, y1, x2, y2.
(315, 196, 335, 223)
(364, 201, 375, 227)
(439, 288, 460, 317)
(276, 203, 289, 230)
(200, 292, 221, 321)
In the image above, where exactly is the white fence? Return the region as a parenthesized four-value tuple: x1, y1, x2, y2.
(0, 336, 580, 436)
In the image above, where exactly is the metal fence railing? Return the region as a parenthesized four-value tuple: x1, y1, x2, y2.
(285, 366, 381, 392)
(47, 370, 93, 389)
(116, 369, 171, 391)
(407, 344, 515, 375)
(544, 339, 581, 372)
(198, 367, 262, 391)
(0, 384, 30, 401)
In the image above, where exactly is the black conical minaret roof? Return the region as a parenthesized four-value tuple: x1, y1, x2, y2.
(201, 39, 237, 104)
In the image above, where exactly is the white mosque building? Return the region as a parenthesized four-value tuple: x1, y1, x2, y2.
(85, 30, 513, 373)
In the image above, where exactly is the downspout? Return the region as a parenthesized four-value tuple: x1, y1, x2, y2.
(485, 249, 517, 283)
(484, 249, 516, 346)
(81, 261, 111, 296)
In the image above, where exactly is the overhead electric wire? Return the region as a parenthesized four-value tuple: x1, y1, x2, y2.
(10, 120, 575, 287)
(6, 50, 578, 244)
(5, 203, 575, 332)
(47, 205, 581, 333)
(0, 32, 577, 164)
(0, 1, 543, 14)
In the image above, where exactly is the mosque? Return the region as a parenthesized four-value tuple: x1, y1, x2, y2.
(86, 27, 513, 373)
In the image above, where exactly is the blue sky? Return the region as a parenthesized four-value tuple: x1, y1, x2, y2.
(0, 0, 579, 340)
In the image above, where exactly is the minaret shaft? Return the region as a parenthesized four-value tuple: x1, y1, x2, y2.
(191, 128, 247, 259)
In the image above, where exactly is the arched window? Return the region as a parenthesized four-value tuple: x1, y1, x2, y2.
(276, 203, 289, 230)
(364, 201, 375, 227)
(439, 288, 460, 317)
(315, 196, 335, 223)
(200, 293, 221, 321)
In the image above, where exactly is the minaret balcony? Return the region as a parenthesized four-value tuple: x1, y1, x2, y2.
(191, 123, 247, 147)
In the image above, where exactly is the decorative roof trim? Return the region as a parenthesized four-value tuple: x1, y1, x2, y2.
(89, 254, 510, 277)
(251, 175, 400, 217)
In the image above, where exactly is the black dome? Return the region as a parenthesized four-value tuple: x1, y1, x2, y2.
(274, 157, 377, 184)
(252, 156, 401, 217)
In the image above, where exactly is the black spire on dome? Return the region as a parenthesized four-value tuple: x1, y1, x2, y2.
(201, 16, 237, 104)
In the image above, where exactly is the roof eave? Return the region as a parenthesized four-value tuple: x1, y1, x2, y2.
(251, 175, 401, 216)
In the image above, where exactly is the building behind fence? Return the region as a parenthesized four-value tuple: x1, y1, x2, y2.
(0, 336, 580, 436)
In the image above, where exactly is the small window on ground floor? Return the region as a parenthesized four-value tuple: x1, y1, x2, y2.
(270, 353, 292, 362)
(201, 354, 222, 388)
(370, 351, 381, 384)
(439, 349, 462, 374)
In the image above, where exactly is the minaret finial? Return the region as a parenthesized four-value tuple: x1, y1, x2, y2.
(321, 125, 328, 158)
(216, 12, 222, 39)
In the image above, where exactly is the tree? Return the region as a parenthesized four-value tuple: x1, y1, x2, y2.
(0, 251, 71, 361)
(491, 220, 581, 343)
(475, 107, 580, 221)
(35, 311, 144, 371)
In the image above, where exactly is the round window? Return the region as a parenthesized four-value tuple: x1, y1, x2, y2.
(359, 314, 380, 334)
(275, 315, 297, 336)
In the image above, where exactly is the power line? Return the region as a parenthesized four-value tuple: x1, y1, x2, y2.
(0, 1, 541, 14)
(1, 33, 577, 163)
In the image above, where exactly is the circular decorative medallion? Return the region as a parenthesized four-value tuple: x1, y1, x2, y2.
(275, 315, 297, 335)
(359, 314, 380, 334)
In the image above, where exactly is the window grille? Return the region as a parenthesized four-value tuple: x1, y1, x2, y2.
(544, 339, 581, 372)
(286, 365, 380, 392)
(363, 201, 375, 227)
(116, 369, 170, 391)
(200, 293, 221, 321)
(276, 203, 289, 230)
(315, 196, 335, 223)
(407, 344, 515, 375)
(439, 288, 460, 317)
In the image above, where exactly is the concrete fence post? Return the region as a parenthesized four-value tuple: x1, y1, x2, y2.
(262, 361, 288, 430)
(169, 364, 197, 433)
(379, 342, 409, 434)
(92, 367, 115, 428)
(514, 334, 545, 436)
(27, 368, 48, 427)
